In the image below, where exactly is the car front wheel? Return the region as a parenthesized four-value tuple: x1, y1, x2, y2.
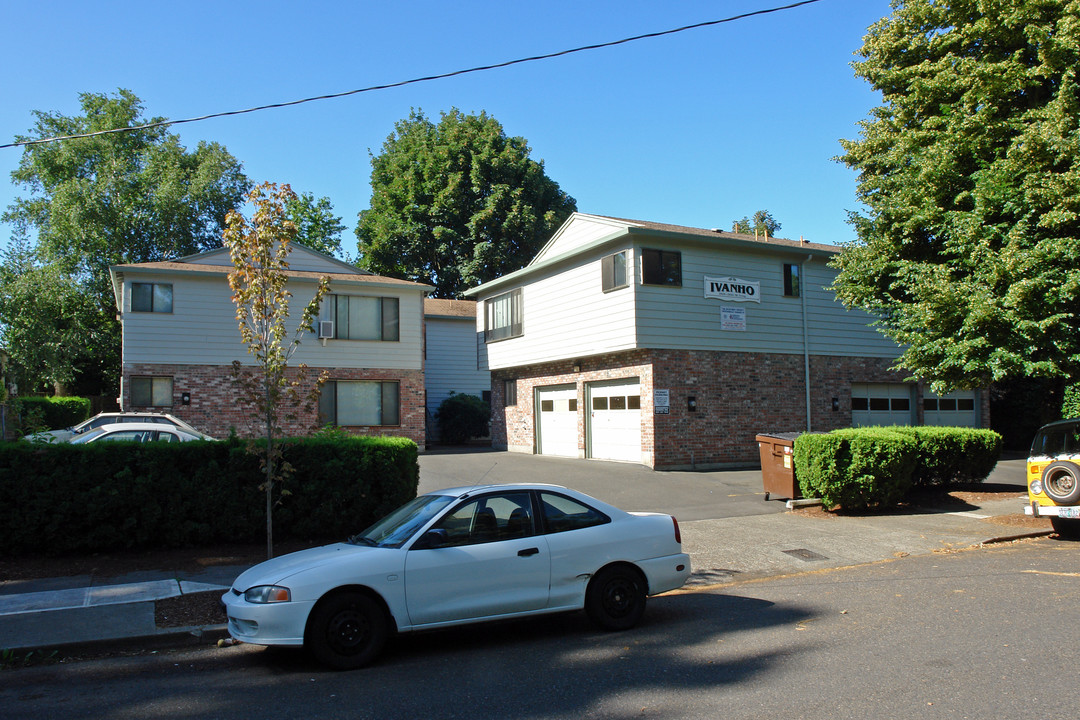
(586, 565, 647, 631)
(305, 591, 388, 670)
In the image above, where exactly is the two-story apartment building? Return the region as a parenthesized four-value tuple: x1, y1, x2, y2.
(466, 213, 988, 470)
(109, 245, 431, 444)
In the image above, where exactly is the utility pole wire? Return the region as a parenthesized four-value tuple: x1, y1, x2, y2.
(1, 0, 823, 150)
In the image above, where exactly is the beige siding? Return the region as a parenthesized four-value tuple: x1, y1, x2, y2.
(482, 248, 638, 370)
(121, 271, 423, 370)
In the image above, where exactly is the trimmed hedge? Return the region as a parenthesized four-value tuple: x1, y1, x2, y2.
(794, 428, 918, 509)
(887, 426, 1002, 487)
(0, 435, 419, 556)
(14, 396, 91, 432)
(793, 426, 1002, 510)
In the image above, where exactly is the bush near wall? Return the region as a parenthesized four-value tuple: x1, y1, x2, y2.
(888, 426, 1002, 487)
(0, 436, 419, 556)
(793, 426, 1002, 510)
(13, 396, 91, 432)
(794, 428, 918, 510)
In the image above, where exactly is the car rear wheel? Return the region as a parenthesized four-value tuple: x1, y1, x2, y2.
(305, 591, 388, 670)
(1042, 461, 1080, 505)
(1051, 516, 1080, 540)
(586, 565, 646, 631)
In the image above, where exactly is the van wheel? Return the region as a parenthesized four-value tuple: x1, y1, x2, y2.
(1051, 516, 1080, 540)
(1042, 462, 1080, 505)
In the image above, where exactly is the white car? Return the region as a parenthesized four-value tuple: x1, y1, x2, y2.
(24, 412, 214, 443)
(69, 422, 204, 443)
(223, 484, 691, 669)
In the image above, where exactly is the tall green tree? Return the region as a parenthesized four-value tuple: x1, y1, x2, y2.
(286, 191, 347, 258)
(225, 182, 330, 559)
(732, 210, 782, 238)
(356, 108, 577, 297)
(0, 236, 99, 395)
(3, 89, 249, 393)
(833, 0, 1080, 392)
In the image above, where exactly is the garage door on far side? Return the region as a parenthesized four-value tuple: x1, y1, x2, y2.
(587, 379, 642, 463)
(536, 385, 579, 458)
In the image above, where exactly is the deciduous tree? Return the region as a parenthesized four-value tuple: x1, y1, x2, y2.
(356, 108, 576, 297)
(225, 182, 330, 559)
(3, 89, 249, 393)
(731, 210, 782, 238)
(833, 0, 1080, 392)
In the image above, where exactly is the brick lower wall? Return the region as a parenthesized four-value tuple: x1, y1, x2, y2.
(122, 363, 425, 446)
(490, 349, 987, 470)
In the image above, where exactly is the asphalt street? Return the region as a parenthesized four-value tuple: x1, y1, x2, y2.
(2, 539, 1075, 719)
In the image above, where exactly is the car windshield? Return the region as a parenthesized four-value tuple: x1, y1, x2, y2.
(349, 494, 455, 548)
(1031, 421, 1080, 457)
(71, 428, 108, 444)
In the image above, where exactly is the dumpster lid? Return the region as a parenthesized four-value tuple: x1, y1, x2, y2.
(755, 432, 803, 442)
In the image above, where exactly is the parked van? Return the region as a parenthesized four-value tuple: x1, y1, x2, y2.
(1025, 418, 1080, 538)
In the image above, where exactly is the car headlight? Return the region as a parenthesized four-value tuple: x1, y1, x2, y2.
(1030, 480, 1044, 496)
(244, 585, 291, 603)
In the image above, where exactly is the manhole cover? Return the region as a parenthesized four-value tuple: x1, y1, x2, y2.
(782, 548, 827, 561)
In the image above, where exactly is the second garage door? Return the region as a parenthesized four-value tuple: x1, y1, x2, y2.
(587, 379, 642, 463)
(536, 385, 578, 458)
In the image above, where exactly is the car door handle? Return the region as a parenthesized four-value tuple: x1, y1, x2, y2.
(518, 547, 540, 557)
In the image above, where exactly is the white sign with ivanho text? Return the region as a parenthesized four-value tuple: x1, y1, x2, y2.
(704, 276, 761, 303)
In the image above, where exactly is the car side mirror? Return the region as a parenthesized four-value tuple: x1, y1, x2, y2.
(414, 528, 449, 550)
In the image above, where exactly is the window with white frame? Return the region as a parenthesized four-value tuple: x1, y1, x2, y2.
(324, 295, 399, 341)
(131, 283, 173, 313)
(130, 376, 173, 407)
(320, 380, 400, 426)
(484, 288, 523, 342)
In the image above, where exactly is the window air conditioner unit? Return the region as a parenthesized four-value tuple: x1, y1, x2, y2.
(318, 320, 334, 343)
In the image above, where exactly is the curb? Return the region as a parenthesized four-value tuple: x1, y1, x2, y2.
(5, 624, 231, 659)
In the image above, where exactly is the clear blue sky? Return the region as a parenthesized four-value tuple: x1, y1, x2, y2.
(0, 0, 894, 255)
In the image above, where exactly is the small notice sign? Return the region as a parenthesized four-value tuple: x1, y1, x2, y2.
(654, 389, 670, 415)
(721, 306, 746, 331)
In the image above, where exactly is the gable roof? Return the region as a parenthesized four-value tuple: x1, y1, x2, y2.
(109, 243, 431, 310)
(466, 212, 838, 298)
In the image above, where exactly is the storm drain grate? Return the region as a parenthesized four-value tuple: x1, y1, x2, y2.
(782, 548, 828, 562)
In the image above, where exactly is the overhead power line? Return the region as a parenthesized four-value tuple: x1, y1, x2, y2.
(1, 0, 823, 150)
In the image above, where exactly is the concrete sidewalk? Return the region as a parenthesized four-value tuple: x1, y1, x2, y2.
(0, 465, 1047, 654)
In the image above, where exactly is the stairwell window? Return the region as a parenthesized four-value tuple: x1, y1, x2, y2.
(131, 283, 173, 313)
(485, 289, 523, 342)
(641, 249, 681, 287)
(783, 263, 801, 298)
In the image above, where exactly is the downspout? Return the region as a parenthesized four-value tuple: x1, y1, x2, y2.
(801, 254, 813, 431)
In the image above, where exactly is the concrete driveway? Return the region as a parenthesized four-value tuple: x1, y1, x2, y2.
(419, 448, 1029, 522)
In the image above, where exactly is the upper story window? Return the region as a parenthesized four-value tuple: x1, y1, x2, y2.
(601, 251, 628, 292)
(641, 249, 681, 287)
(783, 263, 801, 298)
(327, 295, 399, 341)
(485, 288, 523, 343)
(131, 283, 173, 313)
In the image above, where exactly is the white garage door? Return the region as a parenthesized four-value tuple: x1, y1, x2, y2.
(587, 379, 642, 463)
(851, 383, 915, 427)
(536, 385, 578, 458)
(923, 389, 978, 427)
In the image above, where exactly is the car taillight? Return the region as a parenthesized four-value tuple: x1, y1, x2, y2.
(672, 516, 682, 544)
